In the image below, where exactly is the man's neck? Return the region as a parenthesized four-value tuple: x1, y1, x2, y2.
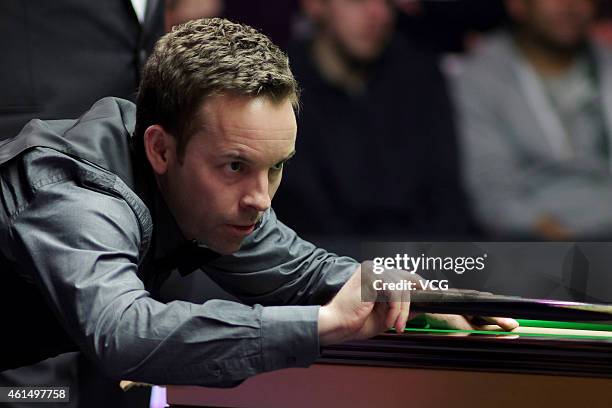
(311, 34, 368, 94)
(513, 30, 581, 78)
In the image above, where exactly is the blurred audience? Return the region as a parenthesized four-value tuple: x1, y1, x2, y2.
(593, 0, 612, 45)
(273, 0, 474, 254)
(452, 0, 612, 240)
(0, 1, 163, 407)
(165, 0, 223, 31)
(223, 0, 299, 50)
(396, 0, 507, 53)
(164, 0, 299, 49)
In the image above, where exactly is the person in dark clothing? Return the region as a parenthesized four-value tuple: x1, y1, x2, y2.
(0, 1, 164, 406)
(1, 19, 516, 396)
(273, 0, 474, 252)
(0, 0, 164, 140)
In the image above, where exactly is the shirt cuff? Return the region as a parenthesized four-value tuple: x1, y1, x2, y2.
(260, 305, 320, 372)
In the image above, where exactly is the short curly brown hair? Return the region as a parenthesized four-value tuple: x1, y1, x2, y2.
(135, 18, 299, 160)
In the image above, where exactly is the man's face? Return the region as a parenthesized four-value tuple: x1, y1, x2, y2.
(161, 95, 297, 255)
(508, 0, 597, 50)
(315, 0, 395, 62)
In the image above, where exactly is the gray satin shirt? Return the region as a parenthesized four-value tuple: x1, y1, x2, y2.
(0, 97, 358, 386)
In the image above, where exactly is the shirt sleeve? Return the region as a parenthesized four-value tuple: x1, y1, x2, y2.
(202, 208, 359, 307)
(8, 179, 321, 386)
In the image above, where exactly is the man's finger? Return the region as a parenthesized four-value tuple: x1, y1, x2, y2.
(382, 277, 405, 329)
(394, 285, 411, 333)
(479, 316, 519, 331)
(394, 302, 410, 333)
(426, 313, 473, 330)
(385, 301, 402, 329)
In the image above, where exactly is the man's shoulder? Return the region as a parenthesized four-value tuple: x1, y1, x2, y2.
(0, 97, 137, 186)
(448, 30, 520, 100)
(0, 145, 153, 262)
(0, 97, 150, 231)
(454, 31, 517, 79)
(1, 146, 140, 217)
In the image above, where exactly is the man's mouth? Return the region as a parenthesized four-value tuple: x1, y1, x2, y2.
(226, 223, 256, 235)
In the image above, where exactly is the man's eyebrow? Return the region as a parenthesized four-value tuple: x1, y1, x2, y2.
(220, 152, 250, 162)
(219, 150, 296, 164)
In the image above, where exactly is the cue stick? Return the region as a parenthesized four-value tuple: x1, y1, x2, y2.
(511, 326, 612, 338)
(408, 290, 612, 322)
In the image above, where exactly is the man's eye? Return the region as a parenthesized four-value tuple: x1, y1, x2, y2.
(271, 161, 284, 171)
(228, 162, 243, 172)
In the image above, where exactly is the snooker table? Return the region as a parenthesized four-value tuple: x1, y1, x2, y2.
(166, 315, 612, 408)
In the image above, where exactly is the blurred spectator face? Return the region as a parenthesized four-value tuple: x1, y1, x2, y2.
(303, 0, 396, 61)
(506, 0, 597, 50)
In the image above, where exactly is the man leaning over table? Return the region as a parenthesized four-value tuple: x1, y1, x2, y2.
(0, 18, 517, 386)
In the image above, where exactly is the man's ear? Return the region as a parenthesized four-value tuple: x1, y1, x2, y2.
(143, 125, 176, 175)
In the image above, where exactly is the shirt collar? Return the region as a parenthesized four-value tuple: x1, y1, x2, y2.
(152, 191, 189, 260)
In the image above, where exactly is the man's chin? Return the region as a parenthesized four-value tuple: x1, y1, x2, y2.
(334, 37, 388, 69)
(537, 29, 589, 54)
(349, 44, 386, 64)
(208, 238, 244, 256)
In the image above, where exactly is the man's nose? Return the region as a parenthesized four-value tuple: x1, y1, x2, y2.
(241, 173, 271, 212)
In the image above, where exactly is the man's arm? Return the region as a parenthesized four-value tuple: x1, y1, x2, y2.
(203, 208, 359, 307)
(203, 217, 517, 345)
(8, 181, 320, 386)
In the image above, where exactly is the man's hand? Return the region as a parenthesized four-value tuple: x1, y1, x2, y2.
(318, 266, 519, 346)
(318, 265, 409, 345)
(423, 314, 519, 331)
